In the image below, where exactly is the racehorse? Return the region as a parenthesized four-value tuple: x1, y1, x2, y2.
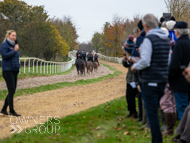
(87, 61, 93, 75)
(94, 62, 98, 72)
(75, 58, 83, 76)
(81, 59, 86, 75)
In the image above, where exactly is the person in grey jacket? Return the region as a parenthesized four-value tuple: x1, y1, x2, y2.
(131, 14, 170, 143)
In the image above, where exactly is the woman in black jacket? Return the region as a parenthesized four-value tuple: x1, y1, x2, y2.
(0, 30, 20, 116)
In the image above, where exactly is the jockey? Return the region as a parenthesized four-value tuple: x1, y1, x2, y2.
(81, 50, 86, 61)
(76, 50, 81, 59)
(87, 51, 93, 63)
(94, 53, 100, 66)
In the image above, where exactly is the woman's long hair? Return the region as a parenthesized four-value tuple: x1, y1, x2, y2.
(4, 30, 16, 41)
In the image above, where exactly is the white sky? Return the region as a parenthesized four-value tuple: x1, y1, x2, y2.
(3, 0, 167, 43)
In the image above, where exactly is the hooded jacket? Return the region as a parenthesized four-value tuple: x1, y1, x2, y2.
(133, 28, 170, 83)
(0, 40, 20, 71)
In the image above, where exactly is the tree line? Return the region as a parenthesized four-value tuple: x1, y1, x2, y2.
(92, 0, 190, 57)
(0, 0, 78, 61)
(91, 15, 140, 57)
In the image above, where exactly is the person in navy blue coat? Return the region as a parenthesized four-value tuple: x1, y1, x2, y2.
(169, 22, 190, 120)
(87, 52, 93, 63)
(0, 30, 21, 116)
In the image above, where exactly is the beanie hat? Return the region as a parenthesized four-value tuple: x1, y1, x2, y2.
(138, 20, 143, 31)
(166, 20, 176, 30)
(124, 35, 134, 53)
(170, 16, 176, 21)
(161, 27, 169, 36)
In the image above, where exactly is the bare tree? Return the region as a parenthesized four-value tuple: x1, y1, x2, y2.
(164, 0, 190, 20)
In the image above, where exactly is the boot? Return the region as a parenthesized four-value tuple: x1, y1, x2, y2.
(162, 113, 175, 136)
(10, 111, 21, 117)
(160, 110, 167, 131)
(141, 108, 147, 125)
(140, 122, 149, 130)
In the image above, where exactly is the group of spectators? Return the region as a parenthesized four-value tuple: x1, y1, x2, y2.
(122, 14, 190, 143)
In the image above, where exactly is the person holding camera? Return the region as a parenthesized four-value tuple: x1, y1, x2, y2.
(0, 30, 21, 116)
(169, 21, 190, 121)
(122, 35, 138, 119)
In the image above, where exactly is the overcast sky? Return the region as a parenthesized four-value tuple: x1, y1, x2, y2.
(11, 0, 167, 43)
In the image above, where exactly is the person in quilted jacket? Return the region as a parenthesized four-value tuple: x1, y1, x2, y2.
(0, 30, 21, 116)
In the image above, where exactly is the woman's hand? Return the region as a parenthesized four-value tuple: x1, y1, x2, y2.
(14, 44, 19, 51)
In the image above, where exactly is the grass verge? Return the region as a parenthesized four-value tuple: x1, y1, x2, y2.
(0, 63, 122, 100)
(1, 96, 174, 143)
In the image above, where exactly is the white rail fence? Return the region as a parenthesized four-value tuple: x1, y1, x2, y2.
(97, 53, 123, 64)
(0, 51, 76, 74)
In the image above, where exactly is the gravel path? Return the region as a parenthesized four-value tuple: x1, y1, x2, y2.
(0, 63, 113, 90)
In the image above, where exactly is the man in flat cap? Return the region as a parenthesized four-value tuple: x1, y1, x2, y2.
(169, 21, 190, 121)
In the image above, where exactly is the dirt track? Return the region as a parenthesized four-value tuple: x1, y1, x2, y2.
(0, 62, 113, 90)
(0, 59, 127, 140)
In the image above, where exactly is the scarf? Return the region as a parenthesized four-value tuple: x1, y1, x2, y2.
(7, 38, 15, 46)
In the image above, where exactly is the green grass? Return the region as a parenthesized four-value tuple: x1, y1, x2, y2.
(101, 63, 116, 71)
(1, 96, 174, 143)
(0, 65, 75, 81)
(0, 63, 122, 100)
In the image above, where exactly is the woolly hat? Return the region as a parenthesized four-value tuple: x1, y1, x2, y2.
(174, 21, 188, 29)
(161, 27, 169, 36)
(124, 35, 134, 53)
(138, 20, 143, 31)
(170, 16, 176, 21)
(166, 20, 176, 30)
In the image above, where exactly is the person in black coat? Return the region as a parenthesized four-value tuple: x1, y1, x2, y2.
(94, 53, 100, 66)
(81, 50, 86, 60)
(76, 50, 81, 59)
(87, 52, 93, 63)
(169, 21, 190, 120)
(0, 30, 21, 116)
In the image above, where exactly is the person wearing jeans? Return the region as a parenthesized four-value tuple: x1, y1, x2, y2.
(169, 21, 190, 120)
(0, 30, 21, 116)
(131, 14, 170, 143)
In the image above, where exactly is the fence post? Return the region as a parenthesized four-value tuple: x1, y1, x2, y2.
(55, 64, 56, 73)
(47, 63, 48, 74)
(44, 62, 45, 74)
(40, 61, 42, 74)
(50, 63, 51, 74)
(24, 59, 26, 73)
(28, 59, 30, 73)
(33, 59, 35, 73)
(36, 61, 39, 73)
